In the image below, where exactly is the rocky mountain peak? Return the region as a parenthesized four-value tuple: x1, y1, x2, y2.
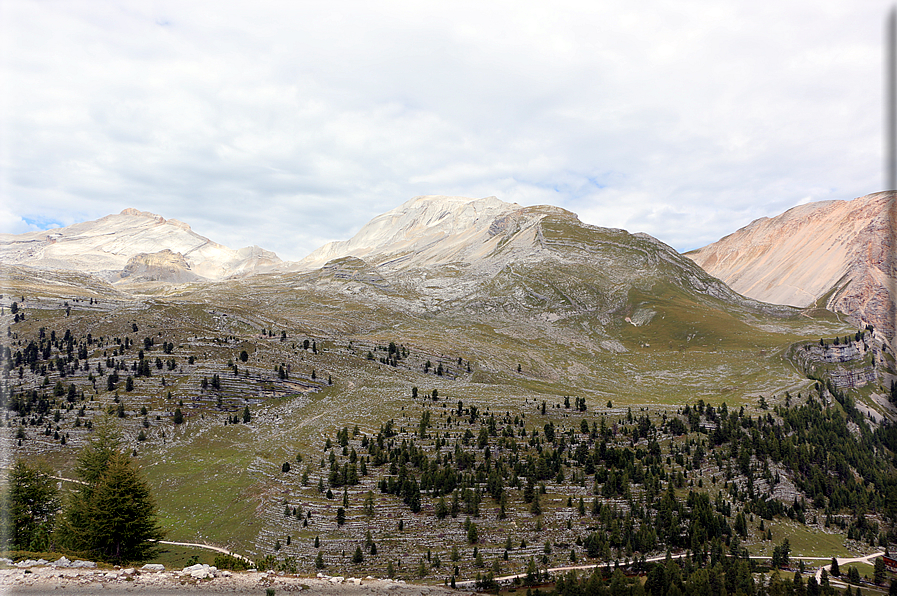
(120, 207, 161, 219)
(296, 195, 525, 270)
(116, 208, 192, 232)
(0, 209, 281, 284)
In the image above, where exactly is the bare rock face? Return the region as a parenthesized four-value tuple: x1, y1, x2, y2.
(119, 249, 200, 284)
(0, 208, 282, 283)
(687, 191, 896, 340)
(296, 195, 525, 271)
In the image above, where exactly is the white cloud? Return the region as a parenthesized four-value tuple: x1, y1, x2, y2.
(0, 0, 890, 259)
(0, 211, 44, 236)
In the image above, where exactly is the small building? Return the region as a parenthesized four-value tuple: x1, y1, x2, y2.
(883, 554, 897, 574)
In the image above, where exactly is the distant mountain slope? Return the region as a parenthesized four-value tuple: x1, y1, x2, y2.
(296, 195, 522, 271)
(0, 208, 281, 283)
(289, 195, 795, 356)
(686, 191, 895, 339)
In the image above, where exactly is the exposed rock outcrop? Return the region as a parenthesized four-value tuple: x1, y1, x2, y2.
(119, 249, 200, 284)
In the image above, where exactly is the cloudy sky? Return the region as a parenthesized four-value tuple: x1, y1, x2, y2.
(1, 1, 890, 260)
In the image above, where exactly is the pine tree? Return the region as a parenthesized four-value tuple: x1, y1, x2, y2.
(874, 557, 886, 585)
(530, 493, 542, 515)
(467, 521, 478, 543)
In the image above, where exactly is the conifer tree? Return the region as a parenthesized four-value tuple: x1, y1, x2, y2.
(2, 461, 59, 551)
(55, 420, 163, 563)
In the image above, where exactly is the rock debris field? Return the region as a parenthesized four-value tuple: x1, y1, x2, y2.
(0, 558, 469, 595)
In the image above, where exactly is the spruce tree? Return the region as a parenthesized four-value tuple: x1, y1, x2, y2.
(55, 421, 163, 563)
(3, 461, 59, 551)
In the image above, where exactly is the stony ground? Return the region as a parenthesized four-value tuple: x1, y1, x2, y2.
(0, 565, 469, 595)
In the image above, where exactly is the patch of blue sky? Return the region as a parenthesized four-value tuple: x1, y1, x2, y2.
(22, 216, 64, 231)
(531, 172, 614, 200)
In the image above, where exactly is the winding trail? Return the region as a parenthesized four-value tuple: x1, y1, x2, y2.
(154, 540, 255, 567)
(456, 551, 886, 590)
(814, 551, 884, 590)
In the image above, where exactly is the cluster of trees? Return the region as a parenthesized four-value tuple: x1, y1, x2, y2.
(377, 341, 405, 367)
(1, 420, 163, 564)
(818, 327, 871, 347)
(3, 317, 294, 445)
(551, 553, 847, 596)
(2, 324, 169, 405)
(304, 383, 895, 580)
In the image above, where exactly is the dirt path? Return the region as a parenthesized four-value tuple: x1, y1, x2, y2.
(155, 540, 254, 566)
(457, 551, 884, 589)
(814, 551, 884, 589)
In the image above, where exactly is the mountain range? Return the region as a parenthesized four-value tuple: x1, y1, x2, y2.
(2, 192, 892, 342)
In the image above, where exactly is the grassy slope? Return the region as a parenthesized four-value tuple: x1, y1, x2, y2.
(1, 255, 873, 573)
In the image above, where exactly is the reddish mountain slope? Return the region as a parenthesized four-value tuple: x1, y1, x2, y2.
(687, 191, 896, 339)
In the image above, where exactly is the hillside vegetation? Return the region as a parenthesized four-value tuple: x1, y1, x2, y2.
(1, 196, 896, 592)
